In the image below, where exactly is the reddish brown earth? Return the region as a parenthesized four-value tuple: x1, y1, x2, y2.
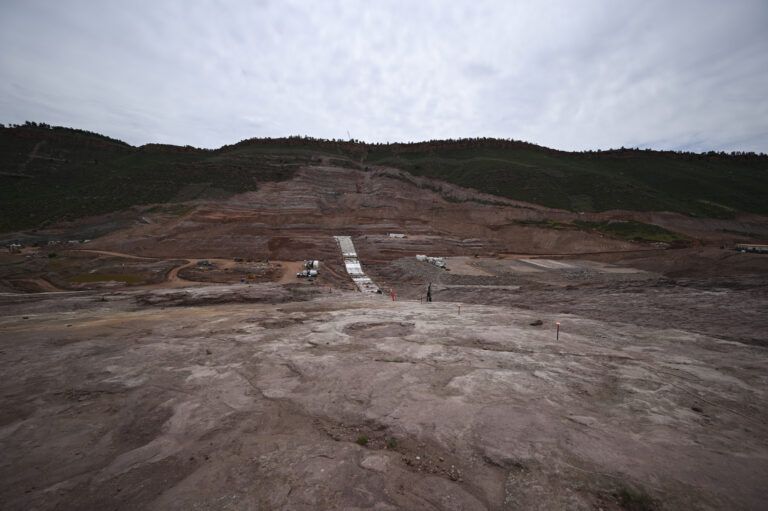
(1, 164, 767, 510)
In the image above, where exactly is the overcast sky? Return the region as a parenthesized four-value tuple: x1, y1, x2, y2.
(1, 0, 767, 151)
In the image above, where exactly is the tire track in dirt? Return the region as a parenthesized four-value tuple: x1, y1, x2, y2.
(66, 249, 158, 260)
(67, 249, 200, 288)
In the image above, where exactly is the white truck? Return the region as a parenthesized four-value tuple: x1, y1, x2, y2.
(296, 260, 320, 278)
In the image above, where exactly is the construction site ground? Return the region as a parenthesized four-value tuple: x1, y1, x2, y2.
(1, 164, 767, 510)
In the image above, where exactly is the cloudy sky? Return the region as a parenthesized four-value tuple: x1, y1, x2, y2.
(1, 0, 767, 151)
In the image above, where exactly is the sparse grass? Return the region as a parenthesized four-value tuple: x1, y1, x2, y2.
(69, 273, 144, 284)
(515, 219, 572, 230)
(512, 218, 685, 243)
(146, 203, 195, 216)
(356, 435, 369, 446)
(573, 220, 688, 243)
(386, 437, 397, 449)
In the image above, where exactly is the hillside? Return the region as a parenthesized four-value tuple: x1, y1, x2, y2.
(1, 123, 767, 232)
(364, 143, 768, 218)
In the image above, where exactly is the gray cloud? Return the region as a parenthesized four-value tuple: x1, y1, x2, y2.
(1, 0, 766, 151)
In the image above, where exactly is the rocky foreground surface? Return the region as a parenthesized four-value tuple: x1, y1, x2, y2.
(1, 285, 766, 510)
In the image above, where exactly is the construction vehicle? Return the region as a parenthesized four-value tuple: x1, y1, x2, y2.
(296, 260, 320, 278)
(735, 243, 768, 254)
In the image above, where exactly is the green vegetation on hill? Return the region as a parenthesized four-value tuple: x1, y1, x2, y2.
(1, 123, 767, 233)
(0, 124, 313, 232)
(513, 218, 690, 244)
(573, 220, 689, 243)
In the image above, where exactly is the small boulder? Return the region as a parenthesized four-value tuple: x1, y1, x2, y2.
(360, 453, 390, 473)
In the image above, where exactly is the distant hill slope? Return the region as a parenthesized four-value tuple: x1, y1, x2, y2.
(362, 142, 768, 218)
(1, 123, 767, 232)
(0, 124, 308, 232)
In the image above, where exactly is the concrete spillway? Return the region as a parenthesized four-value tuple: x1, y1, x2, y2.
(333, 236, 380, 293)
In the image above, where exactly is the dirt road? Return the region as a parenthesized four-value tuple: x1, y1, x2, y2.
(67, 249, 159, 260)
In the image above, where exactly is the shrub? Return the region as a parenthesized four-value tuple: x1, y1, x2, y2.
(616, 486, 657, 511)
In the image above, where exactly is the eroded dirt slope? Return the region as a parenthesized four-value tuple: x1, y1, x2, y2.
(77, 166, 685, 260)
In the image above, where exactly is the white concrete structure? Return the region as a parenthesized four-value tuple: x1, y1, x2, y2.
(333, 236, 380, 293)
(519, 259, 574, 270)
